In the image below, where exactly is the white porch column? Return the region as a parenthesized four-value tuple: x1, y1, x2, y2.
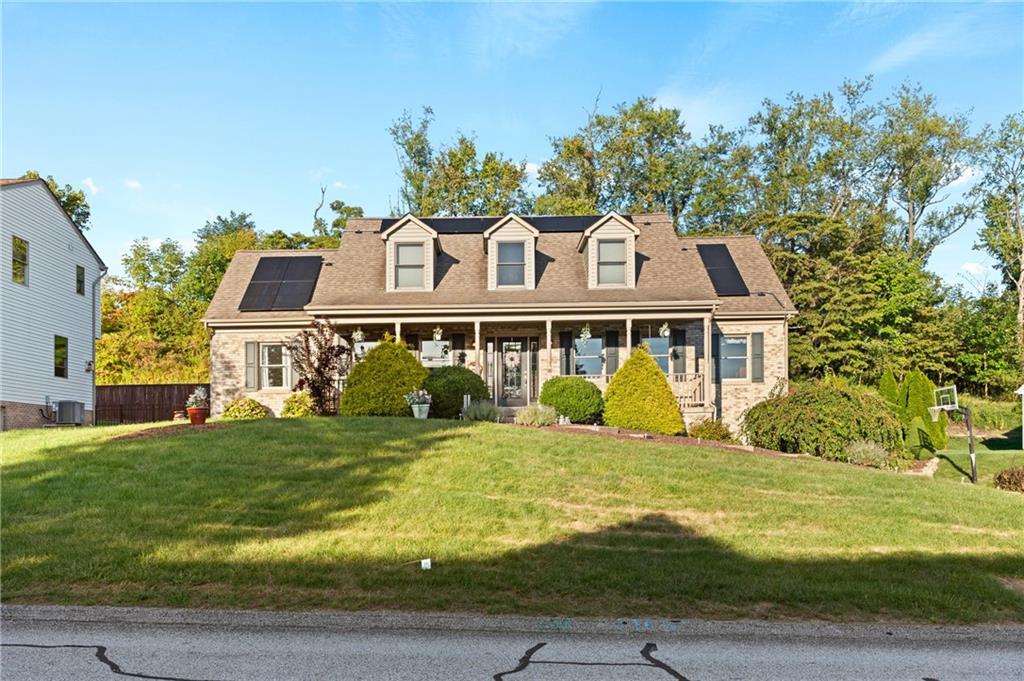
(625, 318, 633, 358)
(474, 320, 481, 374)
(703, 314, 712, 408)
(395, 321, 402, 339)
(545, 319, 553, 375)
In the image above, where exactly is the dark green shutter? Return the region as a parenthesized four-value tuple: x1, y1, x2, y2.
(403, 334, 419, 354)
(245, 342, 258, 390)
(631, 327, 641, 349)
(711, 333, 720, 384)
(605, 330, 619, 375)
(559, 331, 573, 375)
(751, 332, 764, 383)
(671, 328, 686, 374)
(451, 333, 466, 366)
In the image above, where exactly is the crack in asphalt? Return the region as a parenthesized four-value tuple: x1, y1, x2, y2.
(493, 641, 690, 680)
(0, 643, 226, 681)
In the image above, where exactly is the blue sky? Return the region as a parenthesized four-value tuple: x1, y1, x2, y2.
(3, 2, 1022, 287)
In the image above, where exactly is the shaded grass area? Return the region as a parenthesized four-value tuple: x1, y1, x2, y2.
(2, 418, 1023, 623)
(937, 431, 1024, 485)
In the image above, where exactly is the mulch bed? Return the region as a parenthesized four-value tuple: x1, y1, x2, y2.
(111, 422, 229, 442)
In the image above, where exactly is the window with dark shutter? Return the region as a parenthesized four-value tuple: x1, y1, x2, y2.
(604, 330, 619, 374)
(751, 332, 764, 383)
(559, 331, 572, 375)
(244, 342, 258, 390)
(671, 329, 686, 375)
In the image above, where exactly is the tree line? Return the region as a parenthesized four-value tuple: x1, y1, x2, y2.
(32, 78, 1020, 397)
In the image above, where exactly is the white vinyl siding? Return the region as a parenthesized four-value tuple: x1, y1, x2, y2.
(0, 182, 103, 410)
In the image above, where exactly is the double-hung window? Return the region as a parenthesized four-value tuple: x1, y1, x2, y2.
(496, 241, 526, 287)
(573, 336, 604, 376)
(54, 336, 68, 378)
(395, 243, 425, 289)
(260, 343, 291, 388)
(638, 328, 671, 374)
(76, 265, 86, 295)
(597, 239, 626, 285)
(719, 335, 748, 380)
(12, 236, 28, 285)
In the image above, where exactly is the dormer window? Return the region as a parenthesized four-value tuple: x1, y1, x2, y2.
(597, 239, 626, 286)
(395, 242, 425, 289)
(496, 241, 526, 287)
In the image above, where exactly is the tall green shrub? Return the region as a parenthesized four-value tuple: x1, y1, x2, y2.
(603, 346, 683, 436)
(878, 368, 900, 406)
(424, 366, 489, 419)
(340, 338, 428, 417)
(896, 369, 947, 450)
(904, 416, 936, 460)
(539, 376, 603, 423)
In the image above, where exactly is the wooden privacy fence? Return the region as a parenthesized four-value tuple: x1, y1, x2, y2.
(95, 383, 209, 425)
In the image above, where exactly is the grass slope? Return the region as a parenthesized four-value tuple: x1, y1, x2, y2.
(2, 418, 1023, 622)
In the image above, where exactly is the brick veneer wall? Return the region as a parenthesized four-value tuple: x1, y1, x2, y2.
(1, 400, 94, 430)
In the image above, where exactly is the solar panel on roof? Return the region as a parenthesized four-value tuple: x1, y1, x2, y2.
(697, 244, 749, 297)
(238, 255, 322, 311)
(377, 215, 629, 234)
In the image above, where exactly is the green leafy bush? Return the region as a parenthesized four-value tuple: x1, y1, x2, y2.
(424, 366, 490, 419)
(462, 400, 501, 422)
(222, 397, 271, 420)
(896, 369, 947, 451)
(340, 338, 428, 417)
(281, 391, 316, 418)
(742, 378, 903, 459)
(844, 440, 890, 468)
(688, 419, 737, 443)
(904, 416, 937, 459)
(994, 467, 1024, 493)
(514, 404, 558, 427)
(878, 368, 899, 406)
(539, 376, 603, 423)
(603, 345, 684, 436)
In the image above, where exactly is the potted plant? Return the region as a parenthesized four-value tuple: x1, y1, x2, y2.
(185, 386, 210, 425)
(404, 389, 432, 419)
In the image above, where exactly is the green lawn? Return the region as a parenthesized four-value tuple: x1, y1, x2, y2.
(937, 431, 1024, 485)
(2, 418, 1023, 623)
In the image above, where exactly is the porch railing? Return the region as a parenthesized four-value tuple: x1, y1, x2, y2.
(672, 373, 705, 408)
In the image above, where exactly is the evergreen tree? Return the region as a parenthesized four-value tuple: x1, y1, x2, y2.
(878, 368, 900, 406)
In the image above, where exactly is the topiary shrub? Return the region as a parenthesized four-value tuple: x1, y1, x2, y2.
(896, 368, 947, 450)
(994, 467, 1024, 493)
(741, 378, 903, 460)
(688, 419, 737, 443)
(539, 376, 603, 424)
(514, 404, 558, 427)
(222, 397, 271, 420)
(281, 391, 316, 418)
(462, 399, 501, 422)
(423, 366, 489, 419)
(339, 338, 428, 417)
(603, 345, 684, 436)
(844, 440, 890, 468)
(904, 416, 936, 459)
(878, 368, 899, 406)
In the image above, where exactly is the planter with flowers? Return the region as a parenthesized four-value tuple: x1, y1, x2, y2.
(405, 389, 432, 419)
(185, 386, 210, 425)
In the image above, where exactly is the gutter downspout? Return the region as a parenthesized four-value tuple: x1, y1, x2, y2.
(91, 267, 107, 425)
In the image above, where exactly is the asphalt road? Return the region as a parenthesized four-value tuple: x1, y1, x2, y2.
(1, 606, 1021, 680)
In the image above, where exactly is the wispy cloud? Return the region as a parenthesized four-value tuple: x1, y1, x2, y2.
(524, 162, 540, 177)
(961, 262, 989, 276)
(81, 177, 101, 195)
(950, 166, 980, 188)
(308, 166, 332, 183)
(332, 180, 347, 189)
(124, 178, 142, 190)
(466, 3, 594, 69)
(654, 83, 749, 137)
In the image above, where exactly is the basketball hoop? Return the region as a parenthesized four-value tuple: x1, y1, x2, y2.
(927, 405, 944, 422)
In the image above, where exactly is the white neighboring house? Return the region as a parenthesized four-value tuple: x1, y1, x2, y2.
(0, 178, 106, 430)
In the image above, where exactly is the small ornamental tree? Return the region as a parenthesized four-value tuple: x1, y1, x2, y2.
(896, 368, 948, 450)
(339, 336, 428, 417)
(878, 368, 900, 406)
(288, 320, 352, 416)
(603, 345, 684, 436)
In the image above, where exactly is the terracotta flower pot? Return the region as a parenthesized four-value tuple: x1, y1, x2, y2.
(187, 407, 209, 425)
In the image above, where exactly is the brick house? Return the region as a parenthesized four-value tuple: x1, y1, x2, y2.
(203, 212, 795, 432)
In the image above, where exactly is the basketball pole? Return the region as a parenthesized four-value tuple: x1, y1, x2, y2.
(961, 405, 978, 484)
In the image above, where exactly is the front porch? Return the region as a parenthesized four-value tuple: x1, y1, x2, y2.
(336, 314, 715, 421)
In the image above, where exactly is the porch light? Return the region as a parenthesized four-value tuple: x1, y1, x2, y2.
(432, 326, 444, 341)
(351, 327, 365, 343)
(578, 324, 592, 343)
(659, 322, 671, 338)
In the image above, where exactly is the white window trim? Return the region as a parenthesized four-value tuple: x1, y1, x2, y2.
(595, 238, 628, 287)
(495, 239, 528, 289)
(393, 240, 428, 291)
(259, 342, 292, 390)
(719, 333, 751, 384)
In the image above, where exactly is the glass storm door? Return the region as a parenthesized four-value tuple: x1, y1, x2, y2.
(499, 339, 527, 407)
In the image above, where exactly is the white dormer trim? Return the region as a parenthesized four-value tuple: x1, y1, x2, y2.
(580, 212, 638, 289)
(382, 214, 437, 292)
(576, 211, 639, 253)
(484, 214, 538, 290)
(483, 213, 539, 242)
(380, 213, 438, 243)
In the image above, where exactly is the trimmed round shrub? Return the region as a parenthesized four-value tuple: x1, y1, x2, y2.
(742, 378, 903, 459)
(688, 419, 737, 443)
(222, 397, 271, 420)
(539, 376, 603, 424)
(340, 338, 428, 417)
(424, 366, 489, 419)
(514, 404, 558, 427)
(462, 399, 501, 422)
(603, 345, 684, 436)
(994, 467, 1024, 493)
(281, 391, 316, 418)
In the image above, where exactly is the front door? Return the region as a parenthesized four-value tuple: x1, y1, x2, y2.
(498, 338, 527, 407)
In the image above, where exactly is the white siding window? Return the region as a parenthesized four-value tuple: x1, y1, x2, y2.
(12, 236, 28, 285)
(395, 243, 425, 289)
(597, 239, 626, 285)
(54, 335, 68, 378)
(260, 343, 291, 388)
(496, 241, 526, 287)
